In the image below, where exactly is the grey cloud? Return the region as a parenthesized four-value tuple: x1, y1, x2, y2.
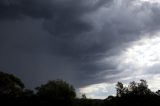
(1, 0, 160, 89)
(69, 0, 160, 61)
(145, 64, 160, 75)
(85, 1, 160, 47)
(0, 0, 111, 37)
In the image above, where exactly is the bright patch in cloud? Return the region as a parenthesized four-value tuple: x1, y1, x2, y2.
(80, 32, 160, 99)
(113, 32, 160, 91)
(123, 35, 160, 68)
(116, 32, 160, 84)
(78, 83, 115, 99)
(140, 0, 160, 4)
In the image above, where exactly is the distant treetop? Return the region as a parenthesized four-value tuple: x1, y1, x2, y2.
(36, 79, 76, 100)
(0, 71, 24, 97)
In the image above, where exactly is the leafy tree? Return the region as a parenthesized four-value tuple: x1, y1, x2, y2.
(82, 94, 87, 99)
(0, 71, 24, 97)
(137, 79, 151, 95)
(116, 79, 152, 97)
(128, 81, 138, 95)
(128, 79, 151, 96)
(116, 82, 127, 97)
(36, 80, 76, 100)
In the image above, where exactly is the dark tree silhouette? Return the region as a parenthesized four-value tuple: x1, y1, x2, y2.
(116, 82, 127, 97)
(82, 94, 87, 99)
(36, 80, 76, 100)
(0, 71, 24, 98)
(116, 79, 152, 97)
(109, 79, 160, 106)
(1, 71, 160, 106)
(137, 79, 151, 95)
(127, 79, 152, 96)
(156, 90, 160, 96)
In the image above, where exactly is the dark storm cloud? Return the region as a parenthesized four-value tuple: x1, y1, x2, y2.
(1, 0, 160, 90)
(0, 0, 112, 37)
(0, 0, 113, 88)
(0, 0, 112, 56)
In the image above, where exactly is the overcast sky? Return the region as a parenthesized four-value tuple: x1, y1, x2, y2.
(1, 0, 160, 99)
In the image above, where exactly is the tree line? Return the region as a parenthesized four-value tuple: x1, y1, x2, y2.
(1, 71, 160, 106)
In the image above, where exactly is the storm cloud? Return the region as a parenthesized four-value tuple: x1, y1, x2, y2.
(1, 0, 160, 98)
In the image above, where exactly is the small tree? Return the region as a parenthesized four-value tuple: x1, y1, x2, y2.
(116, 82, 127, 97)
(128, 81, 138, 95)
(36, 80, 76, 100)
(82, 94, 87, 99)
(0, 71, 24, 98)
(137, 79, 151, 95)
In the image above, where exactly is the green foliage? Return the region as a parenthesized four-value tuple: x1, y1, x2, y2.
(0, 71, 24, 97)
(36, 80, 76, 100)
